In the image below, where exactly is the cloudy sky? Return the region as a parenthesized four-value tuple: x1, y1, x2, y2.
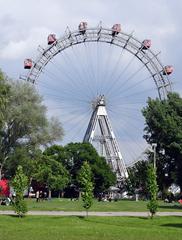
(0, 0, 181, 164)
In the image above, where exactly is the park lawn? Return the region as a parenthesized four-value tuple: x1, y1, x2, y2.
(0, 215, 182, 240)
(0, 198, 182, 212)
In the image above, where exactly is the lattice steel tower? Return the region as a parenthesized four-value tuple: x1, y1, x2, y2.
(83, 95, 128, 184)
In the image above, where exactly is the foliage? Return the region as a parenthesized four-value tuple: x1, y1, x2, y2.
(44, 143, 116, 195)
(4, 146, 42, 180)
(0, 70, 10, 179)
(146, 164, 158, 218)
(63, 143, 116, 193)
(91, 156, 116, 195)
(0, 70, 10, 127)
(11, 166, 28, 217)
(0, 78, 64, 179)
(33, 154, 69, 198)
(124, 160, 149, 198)
(142, 92, 182, 193)
(78, 161, 94, 215)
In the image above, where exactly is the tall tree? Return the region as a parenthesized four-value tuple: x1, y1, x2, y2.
(0, 80, 64, 179)
(78, 161, 94, 216)
(0, 70, 10, 128)
(124, 160, 149, 198)
(147, 164, 158, 218)
(0, 70, 10, 178)
(11, 165, 28, 217)
(142, 92, 182, 192)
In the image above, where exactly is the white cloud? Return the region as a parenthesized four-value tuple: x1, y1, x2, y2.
(0, 27, 51, 60)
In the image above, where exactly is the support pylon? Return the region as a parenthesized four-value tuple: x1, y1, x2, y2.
(83, 95, 128, 184)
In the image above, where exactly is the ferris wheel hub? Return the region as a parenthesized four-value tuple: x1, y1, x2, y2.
(92, 95, 106, 110)
(97, 95, 106, 106)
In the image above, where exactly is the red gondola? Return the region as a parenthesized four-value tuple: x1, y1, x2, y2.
(48, 34, 56, 45)
(141, 39, 151, 50)
(163, 65, 173, 75)
(112, 24, 121, 36)
(24, 59, 32, 69)
(79, 22, 87, 34)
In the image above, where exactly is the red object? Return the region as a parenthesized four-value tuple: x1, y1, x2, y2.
(178, 199, 182, 204)
(24, 59, 32, 69)
(79, 22, 87, 34)
(0, 179, 10, 197)
(48, 34, 57, 45)
(142, 39, 151, 50)
(163, 65, 174, 75)
(112, 24, 121, 36)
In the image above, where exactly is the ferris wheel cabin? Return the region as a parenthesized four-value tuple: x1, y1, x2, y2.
(141, 39, 151, 50)
(24, 59, 32, 69)
(79, 22, 87, 34)
(48, 34, 57, 45)
(112, 24, 121, 37)
(163, 65, 174, 75)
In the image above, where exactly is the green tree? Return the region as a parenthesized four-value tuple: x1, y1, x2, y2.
(64, 143, 116, 194)
(124, 160, 149, 198)
(147, 164, 158, 218)
(44, 143, 116, 195)
(142, 92, 182, 193)
(0, 70, 10, 127)
(0, 70, 10, 179)
(0, 80, 64, 179)
(33, 155, 69, 199)
(78, 161, 94, 216)
(11, 165, 28, 217)
(5, 146, 43, 194)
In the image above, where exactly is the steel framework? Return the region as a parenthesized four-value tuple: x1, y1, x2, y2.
(83, 95, 128, 182)
(23, 26, 172, 99)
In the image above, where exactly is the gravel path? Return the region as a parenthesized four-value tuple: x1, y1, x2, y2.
(0, 210, 182, 217)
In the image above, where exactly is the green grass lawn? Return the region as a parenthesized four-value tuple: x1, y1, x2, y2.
(0, 215, 182, 240)
(0, 198, 182, 212)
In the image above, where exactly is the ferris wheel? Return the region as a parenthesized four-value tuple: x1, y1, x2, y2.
(21, 22, 173, 183)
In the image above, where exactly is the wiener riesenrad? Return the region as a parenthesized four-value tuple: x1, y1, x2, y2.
(21, 22, 173, 184)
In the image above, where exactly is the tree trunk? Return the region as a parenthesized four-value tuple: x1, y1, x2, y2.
(161, 184, 169, 200)
(48, 189, 52, 200)
(79, 191, 82, 200)
(58, 190, 64, 198)
(58, 190, 61, 198)
(0, 165, 3, 180)
(0, 156, 8, 180)
(61, 191, 65, 198)
(58, 190, 63, 198)
(27, 178, 32, 198)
